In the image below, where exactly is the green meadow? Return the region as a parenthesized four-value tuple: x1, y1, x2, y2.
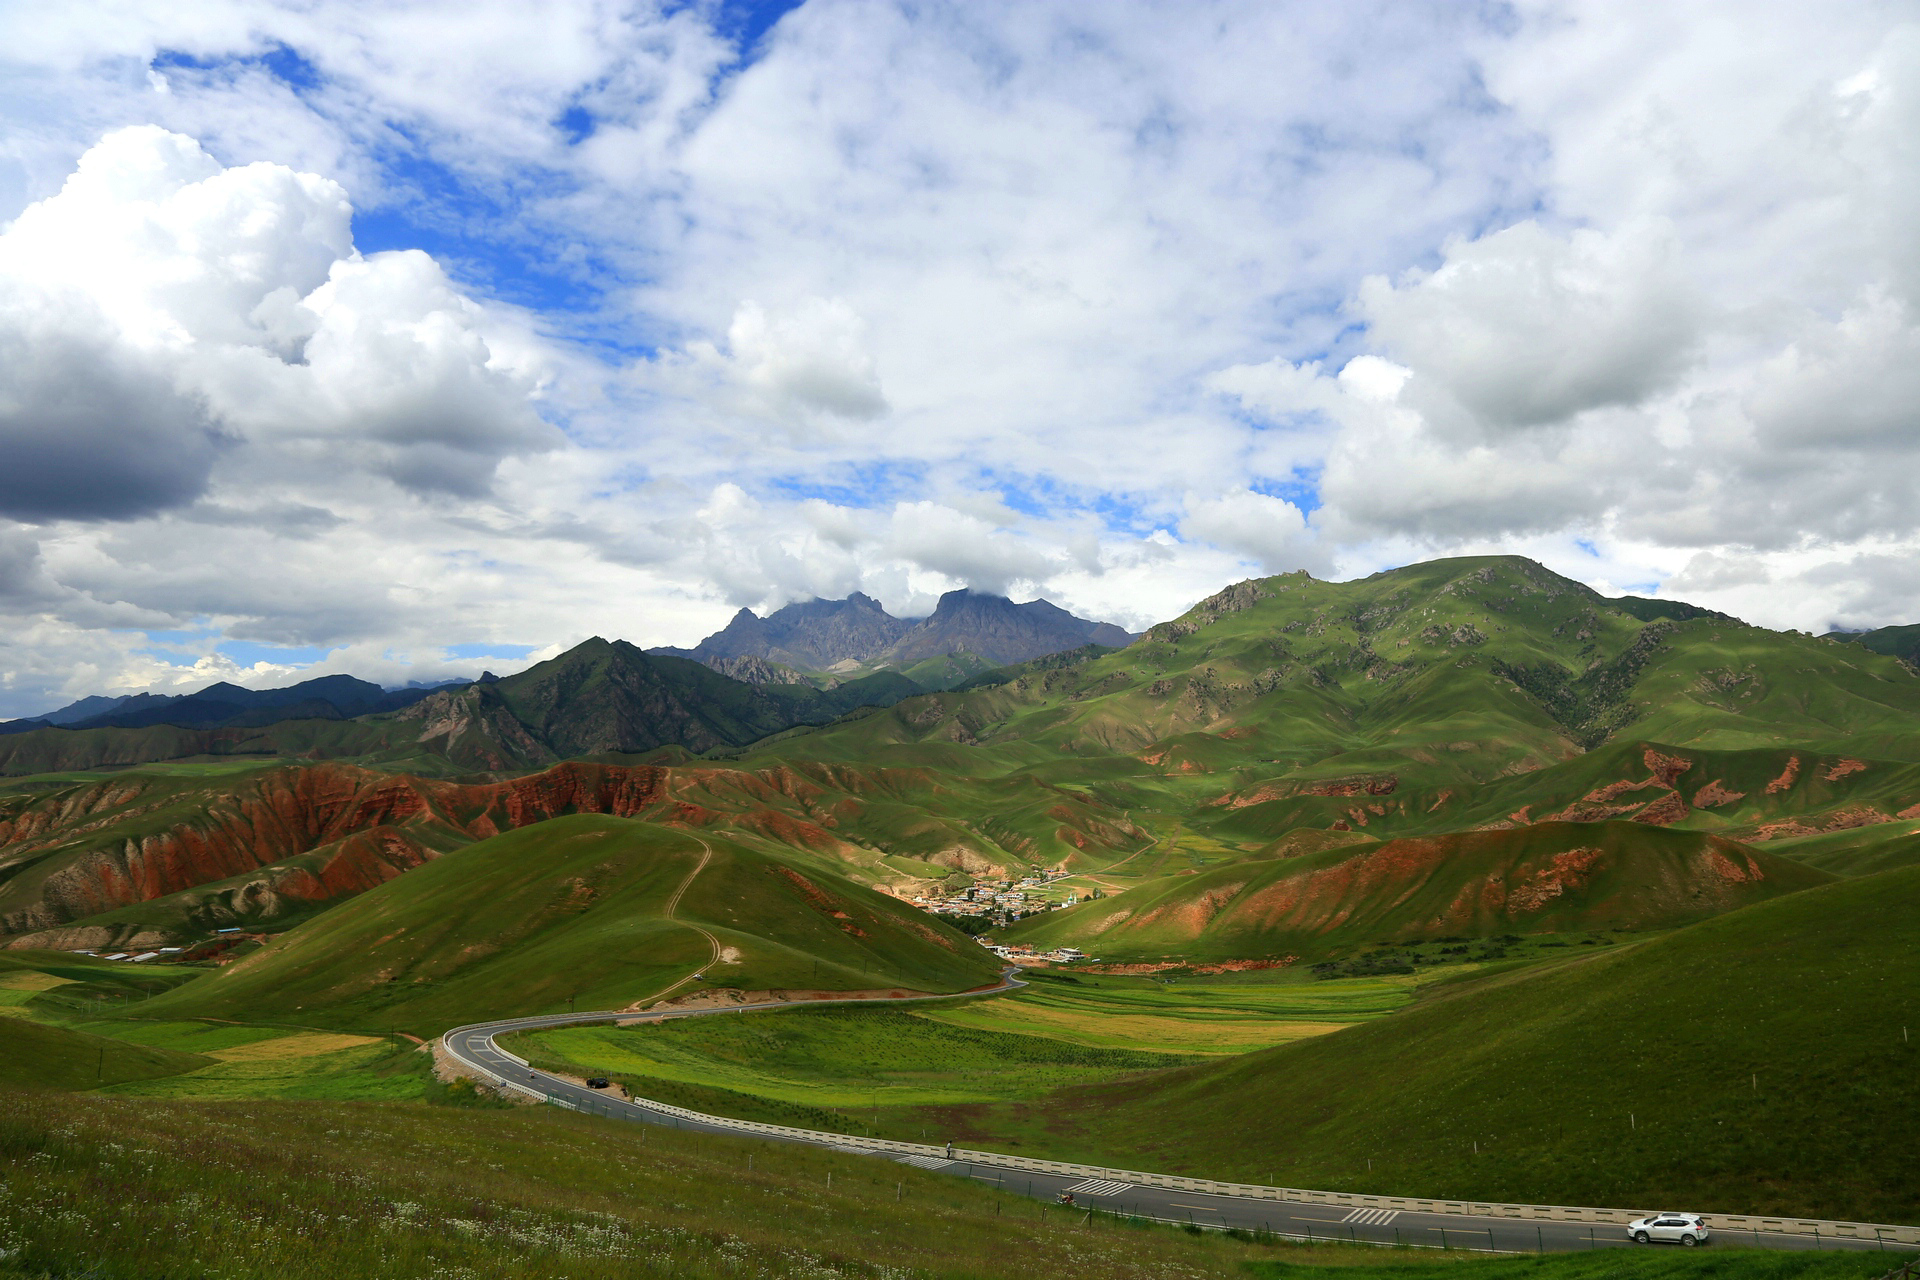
(506, 1004, 1190, 1137)
(916, 967, 1423, 1053)
(0, 1089, 1302, 1280)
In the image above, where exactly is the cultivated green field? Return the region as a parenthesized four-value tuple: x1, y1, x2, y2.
(917, 968, 1422, 1053)
(83, 1021, 427, 1101)
(508, 1004, 1190, 1136)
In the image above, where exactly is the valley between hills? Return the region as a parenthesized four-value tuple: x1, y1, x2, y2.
(4, 555, 1918, 1279)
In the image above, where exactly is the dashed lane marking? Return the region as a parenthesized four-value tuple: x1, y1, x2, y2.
(1063, 1179, 1134, 1197)
(1342, 1208, 1401, 1226)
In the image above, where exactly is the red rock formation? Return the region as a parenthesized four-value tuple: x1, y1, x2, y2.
(2, 760, 673, 938)
(1643, 748, 1694, 788)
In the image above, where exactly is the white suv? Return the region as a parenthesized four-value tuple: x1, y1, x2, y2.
(1627, 1214, 1709, 1246)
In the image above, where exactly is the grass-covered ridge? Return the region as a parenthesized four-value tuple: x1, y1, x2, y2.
(141, 815, 1000, 1036)
(949, 863, 1920, 1224)
(0, 1018, 211, 1092)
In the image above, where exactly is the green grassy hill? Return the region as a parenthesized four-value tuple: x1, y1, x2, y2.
(1832, 621, 1920, 667)
(0, 1018, 211, 1091)
(761, 557, 1920, 778)
(144, 815, 1001, 1036)
(1004, 821, 1830, 962)
(981, 863, 1920, 1223)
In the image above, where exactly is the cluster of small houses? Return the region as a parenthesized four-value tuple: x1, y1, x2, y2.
(909, 870, 1088, 922)
(76, 927, 250, 962)
(981, 941, 1090, 965)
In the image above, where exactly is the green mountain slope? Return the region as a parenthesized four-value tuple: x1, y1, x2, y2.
(389, 639, 923, 771)
(985, 863, 1920, 1223)
(1194, 740, 1920, 852)
(146, 815, 1001, 1035)
(1004, 821, 1829, 961)
(763, 557, 1920, 782)
(1831, 622, 1920, 668)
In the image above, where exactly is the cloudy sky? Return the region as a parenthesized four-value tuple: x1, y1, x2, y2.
(0, 0, 1916, 715)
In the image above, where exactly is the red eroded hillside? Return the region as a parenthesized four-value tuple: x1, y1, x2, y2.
(1006, 820, 1834, 961)
(0, 762, 676, 946)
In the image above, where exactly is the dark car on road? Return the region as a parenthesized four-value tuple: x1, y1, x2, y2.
(586, 1077, 611, 1089)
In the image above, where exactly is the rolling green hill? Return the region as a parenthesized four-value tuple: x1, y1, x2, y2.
(1004, 821, 1830, 961)
(762, 558, 1920, 780)
(1831, 622, 1920, 668)
(11, 555, 1920, 993)
(0, 1018, 212, 1091)
(970, 862, 1920, 1223)
(143, 815, 1001, 1036)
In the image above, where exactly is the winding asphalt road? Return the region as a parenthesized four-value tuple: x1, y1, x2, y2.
(440, 841, 1914, 1257)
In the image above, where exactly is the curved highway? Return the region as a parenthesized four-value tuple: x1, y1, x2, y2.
(441, 840, 1914, 1256)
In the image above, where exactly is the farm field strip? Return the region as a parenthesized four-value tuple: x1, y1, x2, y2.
(914, 973, 1426, 1053)
(513, 1010, 1187, 1111)
(61, 1019, 422, 1100)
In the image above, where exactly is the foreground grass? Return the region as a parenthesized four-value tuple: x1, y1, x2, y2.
(1250, 1259, 1895, 1280)
(0, 1089, 1328, 1280)
(1, 1092, 1897, 1280)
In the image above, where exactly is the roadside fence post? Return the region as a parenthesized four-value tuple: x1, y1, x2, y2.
(1440, 1228, 1448, 1250)
(1538, 1226, 1543, 1253)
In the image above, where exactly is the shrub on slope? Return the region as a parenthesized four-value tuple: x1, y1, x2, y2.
(1017, 863, 1920, 1223)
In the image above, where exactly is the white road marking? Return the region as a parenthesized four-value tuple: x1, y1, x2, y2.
(1341, 1207, 1400, 1225)
(895, 1155, 954, 1171)
(1063, 1178, 1133, 1197)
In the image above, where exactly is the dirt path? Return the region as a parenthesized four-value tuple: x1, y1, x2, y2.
(624, 837, 722, 1012)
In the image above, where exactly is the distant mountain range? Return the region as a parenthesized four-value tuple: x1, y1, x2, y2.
(1828, 623, 1920, 669)
(2, 674, 462, 737)
(0, 638, 929, 778)
(651, 588, 1136, 681)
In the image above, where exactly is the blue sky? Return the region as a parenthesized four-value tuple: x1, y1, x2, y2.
(0, 0, 1916, 714)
